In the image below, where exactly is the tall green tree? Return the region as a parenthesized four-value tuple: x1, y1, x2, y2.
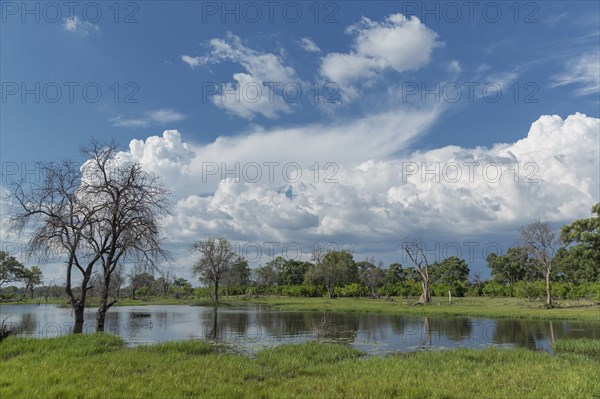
(280, 259, 311, 285)
(559, 203, 600, 282)
(253, 263, 280, 294)
(486, 247, 541, 285)
(0, 251, 25, 288)
(385, 263, 406, 284)
(305, 250, 355, 298)
(22, 266, 43, 298)
(222, 257, 251, 294)
(430, 257, 470, 286)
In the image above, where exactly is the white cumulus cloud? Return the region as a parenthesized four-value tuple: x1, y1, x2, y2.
(182, 33, 299, 119)
(299, 37, 321, 52)
(320, 14, 442, 100)
(117, 113, 598, 270)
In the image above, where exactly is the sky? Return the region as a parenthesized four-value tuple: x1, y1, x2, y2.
(1, 1, 599, 284)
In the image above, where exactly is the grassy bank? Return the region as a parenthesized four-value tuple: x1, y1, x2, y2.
(554, 338, 600, 356)
(235, 296, 600, 321)
(1, 334, 599, 398)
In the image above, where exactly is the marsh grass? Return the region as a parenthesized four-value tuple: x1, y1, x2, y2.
(1, 334, 599, 398)
(554, 338, 600, 355)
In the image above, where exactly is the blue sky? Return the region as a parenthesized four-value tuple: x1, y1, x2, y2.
(1, 1, 599, 281)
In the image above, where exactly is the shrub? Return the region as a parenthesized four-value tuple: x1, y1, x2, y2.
(513, 281, 546, 300)
(482, 281, 513, 297)
(334, 283, 368, 298)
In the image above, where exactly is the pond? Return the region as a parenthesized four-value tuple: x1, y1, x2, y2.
(2, 304, 599, 355)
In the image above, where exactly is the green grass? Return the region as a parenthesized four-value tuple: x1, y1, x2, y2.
(554, 338, 600, 355)
(1, 334, 599, 398)
(233, 296, 600, 321)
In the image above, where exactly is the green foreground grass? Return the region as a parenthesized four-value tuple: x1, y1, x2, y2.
(1, 334, 599, 399)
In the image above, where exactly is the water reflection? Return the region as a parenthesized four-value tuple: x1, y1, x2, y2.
(1, 304, 598, 354)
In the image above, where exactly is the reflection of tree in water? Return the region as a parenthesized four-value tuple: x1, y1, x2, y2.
(312, 312, 358, 343)
(420, 317, 432, 349)
(428, 317, 473, 343)
(151, 310, 169, 328)
(389, 316, 406, 335)
(492, 319, 565, 349)
(356, 314, 389, 342)
(208, 308, 220, 341)
(225, 311, 250, 336)
(20, 312, 38, 334)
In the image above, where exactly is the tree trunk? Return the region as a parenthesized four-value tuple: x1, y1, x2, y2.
(73, 303, 85, 334)
(96, 278, 112, 332)
(213, 281, 219, 303)
(418, 278, 431, 304)
(545, 269, 552, 306)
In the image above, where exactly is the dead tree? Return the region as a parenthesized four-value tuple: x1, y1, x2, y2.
(402, 240, 431, 304)
(520, 221, 559, 306)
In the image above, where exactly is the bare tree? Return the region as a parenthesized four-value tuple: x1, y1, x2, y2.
(156, 271, 174, 297)
(520, 221, 560, 306)
(11, 160, 106, 332)
(359, 257, 385, 298)
(80, 141, 170, 331)
(402, 240, 431, 304)
(109, 264, 125, 300)
(191, 238, 236, 303)
(41, 278, 57, 303)
(11, 141, 170, 332)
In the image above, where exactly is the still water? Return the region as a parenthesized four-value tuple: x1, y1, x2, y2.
(1, 304, 598, 354)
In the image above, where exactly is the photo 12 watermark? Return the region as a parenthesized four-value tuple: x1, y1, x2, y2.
(233, 241, 339, 263)
(400, 81, 540, 104)
(1, 1, 140, 24)
(394, 1, 540, 24)
(200, 161, 340, 184)
(198, 1, 340, 23)
(1, 81, 140, 104)
(401, 161, 540, 184)
(201, 81, 342, 105)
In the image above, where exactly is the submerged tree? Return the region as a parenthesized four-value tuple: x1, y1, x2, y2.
(12, 140, 170, 331)
(80, 141, 170, 331)
(12, 160, 106, 331)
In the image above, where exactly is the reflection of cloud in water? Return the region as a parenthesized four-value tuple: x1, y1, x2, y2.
(3, 304, 599, 355)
